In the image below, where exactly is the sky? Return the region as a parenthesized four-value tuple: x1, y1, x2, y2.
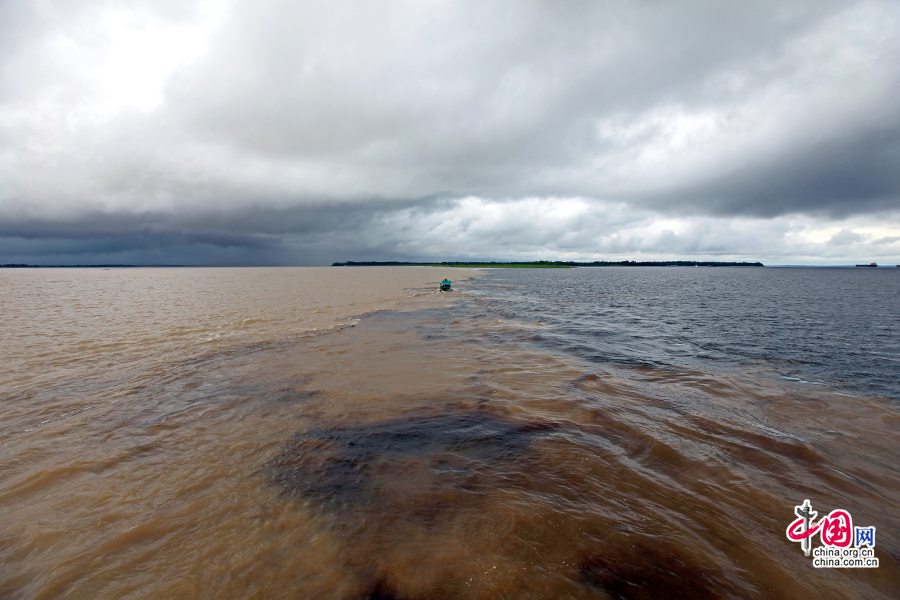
(1, 0, 899, 266)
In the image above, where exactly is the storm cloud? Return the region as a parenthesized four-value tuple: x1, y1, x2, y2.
(1, 0, 899, 264)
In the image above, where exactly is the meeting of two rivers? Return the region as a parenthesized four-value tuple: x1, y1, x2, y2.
(1, 266, 898, 599)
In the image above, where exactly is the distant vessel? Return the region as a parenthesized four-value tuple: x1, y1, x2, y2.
(855, 262, 877, 267)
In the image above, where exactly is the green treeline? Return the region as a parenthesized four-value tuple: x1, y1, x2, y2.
(332, 260, 765, 268)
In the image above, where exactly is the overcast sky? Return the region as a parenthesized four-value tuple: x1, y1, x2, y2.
(1, 0, 899, 265)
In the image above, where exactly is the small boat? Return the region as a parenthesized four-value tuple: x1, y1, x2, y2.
(855, 262, 878, 267)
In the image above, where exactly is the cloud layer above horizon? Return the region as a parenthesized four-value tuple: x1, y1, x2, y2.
(2, 0, 899, 265)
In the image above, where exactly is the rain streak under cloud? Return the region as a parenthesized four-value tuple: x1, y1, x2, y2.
(1, 0, 899, 265)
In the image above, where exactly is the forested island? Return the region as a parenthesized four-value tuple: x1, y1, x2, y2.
(332, 260, 765, 268)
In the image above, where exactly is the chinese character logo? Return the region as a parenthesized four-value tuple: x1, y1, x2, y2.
(786, 500, 878, 568)
(855, 526, 876, 548)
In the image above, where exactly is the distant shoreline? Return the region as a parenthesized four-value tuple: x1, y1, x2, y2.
(0, 264, 182, 268)
(10, 261, 898, 268)
(332, 260, 765, 268)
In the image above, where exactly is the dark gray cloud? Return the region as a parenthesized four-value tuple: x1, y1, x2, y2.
(640, 120, 900, 218)
(2, 197, 897, 266)
(0, 201, 416, 265)
(1, 0, 898, 264)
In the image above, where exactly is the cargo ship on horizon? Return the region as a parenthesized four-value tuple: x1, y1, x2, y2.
(855, 262, 878, 267)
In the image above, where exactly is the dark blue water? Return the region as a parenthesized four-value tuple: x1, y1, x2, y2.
(472, 267, 900, 400)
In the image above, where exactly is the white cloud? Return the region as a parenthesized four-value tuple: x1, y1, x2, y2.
(346, 197, 900, 265)
(0, 0, 898, 264)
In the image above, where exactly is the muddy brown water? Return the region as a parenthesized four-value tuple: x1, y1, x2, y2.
(1, 267, 898, 599)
